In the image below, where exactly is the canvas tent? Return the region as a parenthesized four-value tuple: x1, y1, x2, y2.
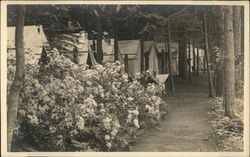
(51, 31, 98, 66)
(156, 42, 179, 75)
(92, 39, 141, 76)
(7, 25, 48, 64)
(144, 41, 160, 75)
(101, 40, 160, 77)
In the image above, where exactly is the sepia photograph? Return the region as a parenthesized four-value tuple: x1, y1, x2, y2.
(1, 1, 249, 157)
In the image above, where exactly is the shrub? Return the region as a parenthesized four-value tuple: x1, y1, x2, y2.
(10, 48, 168, 151)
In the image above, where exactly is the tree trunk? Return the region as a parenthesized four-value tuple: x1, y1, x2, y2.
(96, 16, 103, 63)
(188, 43, 192, 82)
(140, 34, 145, 73)
(192, 40, 196, 76)
(224, 6, 235, 117)
(7, 5, 25, 151)
(178, 29, 187, 79)
(167, 23, 175, 92)
(203, 9, 214, 98)
(215, 6, 225, 97)
(233, 6, 242, 98)
(196, 42, 200, 76)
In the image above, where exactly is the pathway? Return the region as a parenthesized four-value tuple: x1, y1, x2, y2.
(131, 76, 217, 152)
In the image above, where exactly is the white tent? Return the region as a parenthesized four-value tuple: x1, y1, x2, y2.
(7, 25, 48, 64)
(155, 42, 179, 75)
(144, 41, 159, 75)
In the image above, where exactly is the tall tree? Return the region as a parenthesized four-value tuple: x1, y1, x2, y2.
(192, 40, 196, 76)
(178, 28, 188, 79)
(188, 42, 192, 82)
(223, 6, 235, 117)
(203, 8, 214, 97)
(167, 23, 175, 91)
(196, 42, 200, 76)
(233, 6, 242, 98)
(214, 6, 225, 97)
(7, 5, 26, 151)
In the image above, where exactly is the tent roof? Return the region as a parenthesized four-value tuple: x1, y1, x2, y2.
(7, 25, 48, 54)
(118, 40, 140, 59)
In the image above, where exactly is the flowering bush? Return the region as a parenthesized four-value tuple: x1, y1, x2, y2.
(10, 48, 168, 151)
(208, 97, 243, 151)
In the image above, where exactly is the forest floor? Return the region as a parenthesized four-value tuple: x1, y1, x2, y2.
(131, 74, 219, 152)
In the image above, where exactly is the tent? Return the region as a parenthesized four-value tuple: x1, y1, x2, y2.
(7, 25, 48, 64)
(91, 39, 141, 76)
(51, 31, 98, 66)
(155, 42, 179, 75)
(102, 40, 160, 77)
(144, 41, 159, 75)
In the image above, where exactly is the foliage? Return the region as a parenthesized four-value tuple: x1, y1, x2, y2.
(9, 48, 168, 151)
(208, 97, 243, 151)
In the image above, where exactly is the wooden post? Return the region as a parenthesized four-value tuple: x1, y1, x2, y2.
(114, 20, 119, 61)
(203, 9, 214, 97)
(140, 33, 145, 73)
(93, 40, 96, 51)
(96, 16, 103, 63)
(196, 42, 200, 76)
(164, 33, 168, 73)
(167, 23, 175, 91)
(124, 54, 129, 73)
(188, 42, 192, 82)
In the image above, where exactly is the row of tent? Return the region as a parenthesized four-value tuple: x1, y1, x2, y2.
(7, 25, 205, 77)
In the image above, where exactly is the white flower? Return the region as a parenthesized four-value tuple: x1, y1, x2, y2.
(127, 97, 134, 101)
(111, 129, 118, 136)
(107, 142, 112, 149)
(86, 81, 92, 86)
(133, 119, 140, 128)
(122, 74, 128, 80)
(76, 117, 85, 130)
(105, 135, 110, 140)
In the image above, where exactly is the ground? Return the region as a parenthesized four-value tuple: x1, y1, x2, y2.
(131, 74, 218, 151)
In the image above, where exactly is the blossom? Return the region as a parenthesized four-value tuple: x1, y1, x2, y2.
(86, 81, 92, 86)
(106, 142, 112, 149)
(127, 97, 134, 101)
(76, 117, 85, 130)
(27, 115, 39, 125)
(133, 110, 139, 116)
(122, 74, 128, 80)
(133, 119, 140, 128)
(105, 135, 110, 140)
(111, 128, 118, 136)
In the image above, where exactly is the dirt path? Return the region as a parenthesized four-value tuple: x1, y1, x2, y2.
(131, 76, 217, 152)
